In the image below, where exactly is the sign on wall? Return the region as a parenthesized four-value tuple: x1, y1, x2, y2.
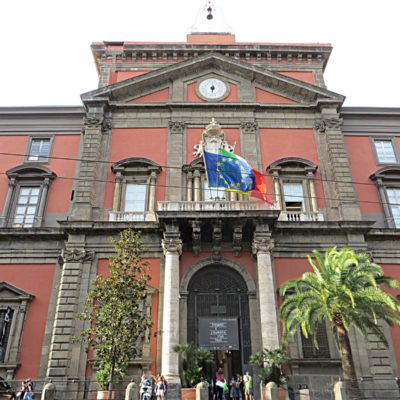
(198, 317, 239, 350)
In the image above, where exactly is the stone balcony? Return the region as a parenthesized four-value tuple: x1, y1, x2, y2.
(278, 211, 324, 222)
(157, 200, 277, 212)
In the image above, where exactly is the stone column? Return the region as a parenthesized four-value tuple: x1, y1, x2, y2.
(1, 178, 15, 227)
(161, 234, 182, 384)
(36, 178, 50, 226)
(193, 170, 201, 202)
(186, 172, 193, 202)
(307, 172, 318, 212)
(148, 171, 157, 212)
(112, 172, 123, 211)
(252, 228, 280, 349)
(272, 173, 282, 209)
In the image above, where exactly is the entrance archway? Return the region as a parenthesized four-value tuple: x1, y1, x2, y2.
(186, 264, 252, 380)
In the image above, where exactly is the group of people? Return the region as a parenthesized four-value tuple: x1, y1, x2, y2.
(140, 374, 168, 400)
(214, 368, 253, 400)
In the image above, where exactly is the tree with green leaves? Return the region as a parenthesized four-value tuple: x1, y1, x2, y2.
(76, 229, 152, 391)
(280, 247, 400, 400)
(173, 343, 214, 388)
(249, 347, 289, 386)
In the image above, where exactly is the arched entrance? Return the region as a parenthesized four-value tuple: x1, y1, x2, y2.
(186, 264, 252, 380)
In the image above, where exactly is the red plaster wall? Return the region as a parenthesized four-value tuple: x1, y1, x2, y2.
(109, 70, 150, 84)
(277, 71, 315, 85)
(344, 136, 389, 215)
(104, 128, 168, 210)
(187, 82, 238, 102)
(128, 87, 169, 103)
(186, 128, 241, 165)
(0, 264, 55, 378)
(94, 258, 161, 375)
(180, 251, 257, 282)
(0, 135, 80, 215)
(255, 88, 296, 104)
(259, 129, 326, 208)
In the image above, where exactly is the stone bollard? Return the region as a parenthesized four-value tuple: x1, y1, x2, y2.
(266, 382, 279, 400)
(333, 381, 347, 400)
(125, 381, 139, 400)
(196, 380, 209, 400)
(41, 380, 56, 400)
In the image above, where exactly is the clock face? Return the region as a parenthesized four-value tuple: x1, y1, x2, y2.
(198, 78, 228, 100)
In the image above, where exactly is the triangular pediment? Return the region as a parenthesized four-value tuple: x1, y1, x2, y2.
(0, 282, 34, 301)
(81, 52, 344, 106)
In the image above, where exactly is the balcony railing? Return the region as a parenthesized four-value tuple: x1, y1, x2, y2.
(278, 211, 324, 222)
(108, 211, 157, 222)
(157, 200, 278, 212)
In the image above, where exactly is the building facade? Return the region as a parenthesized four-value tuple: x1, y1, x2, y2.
(0, 32, 400, 399)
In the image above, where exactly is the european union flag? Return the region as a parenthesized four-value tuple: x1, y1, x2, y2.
(204, 149, 255, 192)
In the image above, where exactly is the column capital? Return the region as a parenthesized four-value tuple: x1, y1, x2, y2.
(252, 238, 274, 255)
(162, 238, 182, 256)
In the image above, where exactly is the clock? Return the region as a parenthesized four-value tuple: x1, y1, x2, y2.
(198, 78, 228, 100)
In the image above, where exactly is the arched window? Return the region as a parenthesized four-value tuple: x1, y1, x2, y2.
(370, 166, 400, 228)
(1, 165, 56, 228)
(267, 157, 320, 221)
(110, 157, 161, 221)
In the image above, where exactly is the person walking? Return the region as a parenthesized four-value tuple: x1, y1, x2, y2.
(243, 372, 253, 400)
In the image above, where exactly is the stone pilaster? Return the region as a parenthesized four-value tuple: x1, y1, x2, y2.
(240, 119, 262, 170)
(252, 227, 280, 349)
(46, 238, 95, 388)
(314, 108, 362, 221)
(166, 121, 186, 201)
(71, 104, 111, 220)
(161, 231, 182, 385)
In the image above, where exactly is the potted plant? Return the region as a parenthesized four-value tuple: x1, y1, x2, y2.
(174, 343, 214, 400)
(249, 347, 290, 400)
(75, 229, 153, 399)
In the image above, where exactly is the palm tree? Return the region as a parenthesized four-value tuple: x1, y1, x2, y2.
(280, 247, 400, 400)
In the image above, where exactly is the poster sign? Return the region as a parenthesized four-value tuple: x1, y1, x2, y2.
(198, 317, 239, 350)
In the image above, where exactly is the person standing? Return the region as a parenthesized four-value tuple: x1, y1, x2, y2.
(229, 376, 239, 400)
(23, 379, 33, 400)
(214, 368, 225, 400)
(236, 374, 244, 400)
(243, 372, 253, 400)
(155, 375, 166, 400)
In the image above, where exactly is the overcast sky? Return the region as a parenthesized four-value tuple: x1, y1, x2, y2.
(0, 0, 398, 108)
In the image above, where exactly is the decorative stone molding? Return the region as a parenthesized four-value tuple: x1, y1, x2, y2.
(191, 220, 201, 256)
(240, 121, 258, 134)
(84, 113, 104, 128)
(212, 221, 222, 259)
(61, 249, 95, 263)
(252, 238, 274, 255)
(232, 225, 243, 257)
(168, 120, 186, 134)
(162, 239, 183, 256)
(102, 116, 113, 133)
(314, 118, 343, 132)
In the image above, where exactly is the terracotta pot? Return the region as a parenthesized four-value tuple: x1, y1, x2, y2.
(260, 385, 267, 400)
(96, 390, 116, 400)
(278, 387, 287, 400)
(181, 388, 196, 400)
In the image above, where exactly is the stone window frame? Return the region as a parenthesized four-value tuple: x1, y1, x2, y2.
(24, 136, 54, 164)
(0, 282, 34, 380)
(183, 158, 245, 202)
(111, 157, 162, 214)
(1, 164, 57, 228)
(266, 157, 318, 213)
(370, 166, 400, 228)
(371, 137, 399, 165)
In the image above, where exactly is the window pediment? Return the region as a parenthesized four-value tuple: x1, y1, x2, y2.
(111, 157, 161, 175)
(0, 282, 34, 302)
(370, 166, 400, 182)
(6, 164, 56, 180)
(267, 157, 318, 174)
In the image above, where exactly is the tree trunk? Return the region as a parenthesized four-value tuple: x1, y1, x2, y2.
(335, 323, 362, 400)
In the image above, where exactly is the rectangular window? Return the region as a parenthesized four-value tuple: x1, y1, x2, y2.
(387, 188, 400, 228)
(13, 187, 40, 227)
(374, 140, 397, 164)
(283, 182, 304, 212)
(301, 322, 331, 359)
(124, 184, 146, 212)
(28, 138, 51, 162)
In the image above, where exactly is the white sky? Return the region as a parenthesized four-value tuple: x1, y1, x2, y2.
(0, 0, 398, 108)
